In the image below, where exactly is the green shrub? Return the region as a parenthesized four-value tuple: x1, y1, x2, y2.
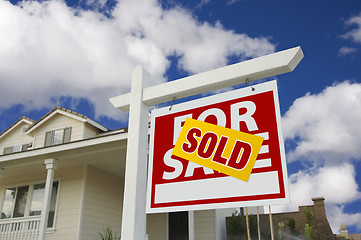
(305, 223, 314, 240)
(228, 211, 245, 239)
(287, 218, 300, 237)
(277, 222, 284, 240)
(98, 226, 120, 240)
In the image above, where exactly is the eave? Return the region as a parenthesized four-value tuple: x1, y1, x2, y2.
(0, 130, 128, 177)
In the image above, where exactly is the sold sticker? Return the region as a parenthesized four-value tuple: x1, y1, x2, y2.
(172, 118, 264, 182)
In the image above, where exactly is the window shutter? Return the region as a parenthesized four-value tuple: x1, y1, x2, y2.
(3, 147, 12, 155)
(63, 127, 72, 143)
(45, 131, 53, 147)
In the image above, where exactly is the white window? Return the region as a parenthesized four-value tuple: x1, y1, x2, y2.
(11, 145, 23, 153)
(3, 143, 32, 155)
(45, 127, 71, 147)
(0, 181, 59, 228)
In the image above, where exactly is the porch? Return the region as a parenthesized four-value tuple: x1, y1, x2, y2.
(0, 216, 41, 240)
(0, 133, 127, 239)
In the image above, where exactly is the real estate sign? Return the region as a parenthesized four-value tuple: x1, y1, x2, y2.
(146, 80, 290, 213)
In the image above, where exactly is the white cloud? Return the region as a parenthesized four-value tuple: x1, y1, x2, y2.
(342, 12, 361, 44)
(0, 0, 275, 120)
(338, 46, 358, 56)
(289, 163, 360, 206)
(282, 81, 361, 163)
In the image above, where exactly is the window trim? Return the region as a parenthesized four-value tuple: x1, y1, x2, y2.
(3, 143, 32, 155)
(45, 127, 72, 147)
(0, 179, 61, 230)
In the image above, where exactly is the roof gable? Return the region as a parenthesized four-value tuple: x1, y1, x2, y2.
(25, 107, 108, 135)
(0, 117, 34, 140)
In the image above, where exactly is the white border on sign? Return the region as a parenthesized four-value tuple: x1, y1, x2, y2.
(146, 80, 290, 213)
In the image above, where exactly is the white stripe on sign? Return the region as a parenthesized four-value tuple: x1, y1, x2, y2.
(154, 171, 280, 204)
(259, 145, 269, 154)
(254, 132, 269, 140)
(254, 158, 272, 168)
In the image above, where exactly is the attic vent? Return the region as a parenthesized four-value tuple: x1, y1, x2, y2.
(21, 126, 28, 134)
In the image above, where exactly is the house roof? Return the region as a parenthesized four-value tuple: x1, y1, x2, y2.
(0, 116, 35, 140)
(25, 106, 109, 134)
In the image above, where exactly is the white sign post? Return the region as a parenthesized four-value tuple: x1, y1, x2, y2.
(110, 46, 303, 240)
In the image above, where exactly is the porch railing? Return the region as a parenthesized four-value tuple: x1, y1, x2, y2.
(0, 216, 41, 240)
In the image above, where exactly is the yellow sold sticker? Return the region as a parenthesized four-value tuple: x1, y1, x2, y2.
(172, 118, 264, 182)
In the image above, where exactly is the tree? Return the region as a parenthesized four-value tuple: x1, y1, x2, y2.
(305, 223, 314, 240)
(248, 215, 258, 239)
(287, 218, 300, 237)
(304, 210, 316, 240)
(277, 222, 284, 240)
(228, 211, 245, 239)
(304, 210, 314, 227)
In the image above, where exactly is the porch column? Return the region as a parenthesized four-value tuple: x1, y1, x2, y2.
(39, 158, 58, 240)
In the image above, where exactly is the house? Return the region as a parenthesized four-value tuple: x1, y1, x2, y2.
(0, 107, 233, 240)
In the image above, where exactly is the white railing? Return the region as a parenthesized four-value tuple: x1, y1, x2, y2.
(0, 216, 41, 240)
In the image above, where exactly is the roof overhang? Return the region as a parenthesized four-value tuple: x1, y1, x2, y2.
(0, 131, 128, 177)
(25, 109, 108, 135)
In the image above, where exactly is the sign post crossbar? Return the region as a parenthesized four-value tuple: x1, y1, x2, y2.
(110, 46, 303, 111)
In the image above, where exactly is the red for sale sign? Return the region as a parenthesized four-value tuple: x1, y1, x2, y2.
(146, 80, 290, 213)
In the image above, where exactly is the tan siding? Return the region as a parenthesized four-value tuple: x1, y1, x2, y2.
(81, 166, 123, 240)
(0, 170, 47, 186)
(195, 210, 216, 240)
(0, 122, 33, 155)
(33, 114, 84, 149)
(147, 213, 167, 240)
(82, 123, 99, 139)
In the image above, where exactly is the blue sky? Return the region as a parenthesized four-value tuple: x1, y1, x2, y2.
(1, 0, 361, 234)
